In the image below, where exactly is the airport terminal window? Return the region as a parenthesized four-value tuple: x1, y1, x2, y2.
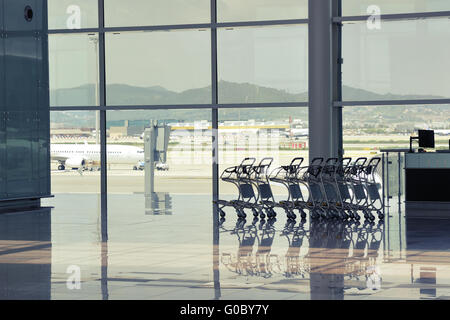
(49, 33, 100, 107)
(104, 0, 210, 27)
(105, 30, 212, 106)
(48, 0, 98, 30)
(106, 110, 212, 215)
(217, 0, 308, 22)
(342, 19, 450, 101)
(218, 107, 308, 198)
(50, 111, 101, 194)
(218, 25, 308, 104)
(342, 0, 450, 16)
(342, 104, 450, 155)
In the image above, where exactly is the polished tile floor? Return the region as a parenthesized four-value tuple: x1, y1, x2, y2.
(1, 194, 450, 300)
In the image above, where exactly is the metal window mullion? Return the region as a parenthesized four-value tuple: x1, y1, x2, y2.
(50, 102, 308, 111)
(98, 0, 108, 241)
(47, 19, 309, 35)
(335, 99, 450, 107)
(211, 0, 221, 300)
(335, 10, 450, 23)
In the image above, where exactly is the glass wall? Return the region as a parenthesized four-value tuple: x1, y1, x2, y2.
(218, 107, 308, 200)
(105, 30, 211, 106)
(104, 0, 210, 27)
(49, 111, 100, 194)
(343, 0, 450, 16)
(343, 19, 450, 101)
(218, 25, 308, 103)
(106, 109, 211, 214)
(343, 105, 450, 155)
(48, 0, 310, 209)
(48, 0, 98, 30)
(217, 0, 308, 22)
(49, 33, 100, 107)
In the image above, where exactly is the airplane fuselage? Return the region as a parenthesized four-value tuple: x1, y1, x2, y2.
(51, 144, 144, 165)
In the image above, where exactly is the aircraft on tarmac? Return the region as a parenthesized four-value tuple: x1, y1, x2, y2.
(281, 128, 309, 138)
(435, 129, 450, 136)
(51, 142, 144, 171)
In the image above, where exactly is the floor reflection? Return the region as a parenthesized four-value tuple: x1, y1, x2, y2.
(0, 208, 51, 299)
(0, 194, 450, 299)
(218, 218, 383, 299)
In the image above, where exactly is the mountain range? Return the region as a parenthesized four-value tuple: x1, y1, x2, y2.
(50, 81, 449, 129)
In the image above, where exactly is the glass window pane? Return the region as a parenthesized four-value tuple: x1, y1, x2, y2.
(105, 30, 211, 106)
(218, 0, 308, 22)
(343, 0, 450, 16)
(343, 19, 450, 101)
(218, 107, 308, 203)
(49, 33, 100, 107)
(48, 0, 98, 30)
(104, 0, 210, 27)
(107, 109, 211, 213)
(343, 105, 450, 153)
(218, 25, 308, 104)
(50, 111, 101, 194)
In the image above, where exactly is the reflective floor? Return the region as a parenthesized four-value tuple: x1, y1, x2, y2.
(1, 194, 450, 300)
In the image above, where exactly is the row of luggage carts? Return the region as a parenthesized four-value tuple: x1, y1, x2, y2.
(216, 156, 384, 222)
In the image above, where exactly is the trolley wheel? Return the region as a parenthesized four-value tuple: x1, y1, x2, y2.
(354, 214, 361, 221)
(369, 213, 376, 222)
(259, 212, 266, 220)
(237, 209, 246, 219)
(348, 211, 355, 219)
(219, 209, 226, 218)
(287, 211, 296, 220)
(269, 209, 277, 219)
(301, 212, 307, 220)
(377, 211, 385, 220)
(219, 217, 226, 226)
(252, 209, 259, 217)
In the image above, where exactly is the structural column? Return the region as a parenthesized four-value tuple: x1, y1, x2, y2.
(308, 0, 343, 161)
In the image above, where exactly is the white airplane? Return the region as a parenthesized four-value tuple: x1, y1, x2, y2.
(281, 128, 309, 138)
(435, 130, 450, 136)
(51, 143, 144, 170)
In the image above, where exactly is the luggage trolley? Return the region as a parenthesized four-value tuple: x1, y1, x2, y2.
(346, 157, 377, 221)
(217, 158, 259, 219)
(250, 158, 279, 220)
(319, 158, 348, 220)
(334, 157, 361, 221)
(269, 157, 308, 220)
(361, 157, 384, 220)
(299, 158, 328, 219)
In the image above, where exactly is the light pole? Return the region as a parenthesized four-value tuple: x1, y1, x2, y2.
(88, 33, 100, 145)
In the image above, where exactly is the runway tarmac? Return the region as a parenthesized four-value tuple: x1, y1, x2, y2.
(51, 149, 377, 195)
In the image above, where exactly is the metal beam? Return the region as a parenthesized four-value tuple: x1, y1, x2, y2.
(308, 0, 337, 161)
(332, 0, 343, 159)
(48, 19, 309, 34)
(98, 0, 108, 242)
(334, 10, 450, 23)
(334, 99, 450, 107)
(49, 102, 308, 111)
(211, 0, 221, 300)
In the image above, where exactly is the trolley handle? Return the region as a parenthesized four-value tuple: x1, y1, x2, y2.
(310, 157, 324, 165)
(240, 157, 256, 167)
(290, 157, 304, 167)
